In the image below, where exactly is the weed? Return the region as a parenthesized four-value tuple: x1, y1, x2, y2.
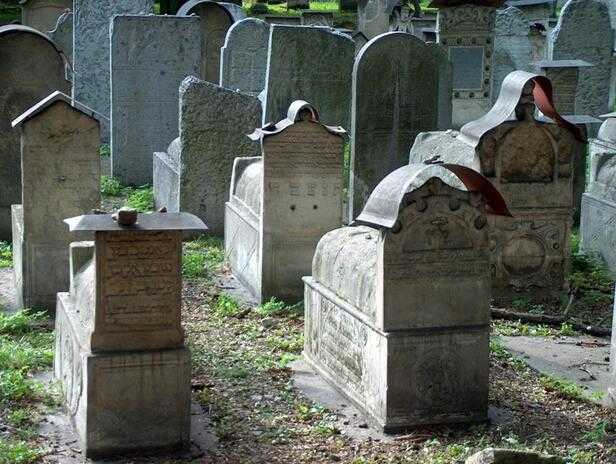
(493, 320, 554, 337)
(559, 322, 575, 337)
(125, 185, 154, 212)
(490, 338, 528, 373)
(540, 375, 587, 402)
(568, 449, 599, 464)
(0, 438, 41, 464)
(0, 241, 11, 268)
(183, 236, 224, 278)
(255, 298, 302, 318)
(214, 294, 243, 318)
(0, 310, 45, 337)
(100, 175, 123, 197)
(583, 421, 608, 443)
(99, 144, 110, 157)
(0, 333, 54, 371)
(277, 353, 299, 369)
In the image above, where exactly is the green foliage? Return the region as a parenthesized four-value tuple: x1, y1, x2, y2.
(559, 322, 575, 337)
(125, 186, 154, 212)
(0, 241, 11, 268)
(100, 175, 123, 197)
(493, 320, 554, 337)
(490, 338, 528, 373)
(255, 297, 302, 317)
(99, 144, 110, 157)
(214, 294, 243, 318)
(183, 236, 224, 278)
(540, 375, 588, 402)
(583, 421, 609, 443)
(570, 233, 614, 292)
(0, 310, 45, 336)
(0, 438, 41, 464)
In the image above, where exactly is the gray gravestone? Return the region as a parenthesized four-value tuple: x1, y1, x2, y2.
(20, 0, 71, 32)
(263, 15, 302, 25)
(263, 25, 354, 127)
(11, 92, 101, 311)
(220, 18, 270, 96)
(357, 0, 400, 39)
(548, 0, 614, 117)
(0, 25, 69, 240)
(154, 77, 262, 236)
(535, 60, 594, 114)
(349, 32, 452, 219)
(301, 12, 335, 27)
(177, 0, 245, 83)
(111, 15, 201, 186)
(48, 9, 72, 81)
(72, 0, 154, 142)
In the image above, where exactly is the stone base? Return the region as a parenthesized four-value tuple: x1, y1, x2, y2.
(303, 277, 489, 432)
(55, 293, 191, 458)
(580, 193, 616, 273)
(153, 151, 180, 213)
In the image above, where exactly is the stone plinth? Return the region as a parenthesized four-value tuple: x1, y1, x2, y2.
(54, 211, 207, 458)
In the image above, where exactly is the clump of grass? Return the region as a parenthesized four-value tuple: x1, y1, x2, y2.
(255, 297, 302, 317)
(125, 185, 154, 212)
(569, 233, 614, 292)
(99, 144, 110, 157)
(0, 310, 46, 336)
(100, 175, 123, 197)
(493, 320, 554, 337)
(0, 241, 11, 268)
(540, 375, 588, 402)
(183, 236, 224, 278)
(0, 438, 42, 464)
(214, 294, 243, 318)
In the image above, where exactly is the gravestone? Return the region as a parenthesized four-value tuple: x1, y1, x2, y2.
(110, 15, 201, 186)
(465, 448, 564, 464)
(492, 7, 532, 103)
(54, 211, 206, 458)
(0, 25, 69, 240)
(580, 114, 616, 272)
(535, 60, 594, 114)
(352, 30, 369, 54)
(263, 26, 354, 127)
(11, 92, 100, 311)
(505, 0, 557, 27)
(548, 0, 614, 117)
(154, 77, 262, 236)
(225, 101, 345, 303)
(177, 0, 245, 83)
(20, 0, 70, 32)
(304, 163, 508, 430)
(357, 0, 400, 39)
(48, 10, 72, 66)
(220, 18, 270, 96)
(433, 0, 504, 128)
(72, 0, 154, 142)
(301, 12, 335, 27)
(263, 15, 302, 25)
(349, 32, 452, 219)
(410, 71, 584, 300)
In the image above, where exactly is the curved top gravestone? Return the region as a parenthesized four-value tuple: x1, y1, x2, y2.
(220, 18, 270, 95)
(19, 0, 71, 32)
(0, 25, 69, 240)
(597, 115, 616, 145)
(178, 0, 245, 83)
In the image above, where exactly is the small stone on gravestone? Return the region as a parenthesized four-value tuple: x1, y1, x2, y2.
(113, 207, 138, 226)
(20, 0, 71, 32)
(465, 448, 563, 464)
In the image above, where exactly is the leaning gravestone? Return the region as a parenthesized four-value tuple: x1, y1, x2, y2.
(349, 32, 452, 219)
(0, 25, 69, 240)
(154, 77, 262, 236)
(225, 101, 345, 303)
(263, 26, 354, 127)
(20, 0, 71, 32)
(111, 15, 201, 186)
(55, 211, 206, 458)
(11, 92, 101, 311)
(304, 163, 508, 430)
(548, 0, 614, 117)
(72, 0, 154, 142)
(177, 0, 245, 83)
(220, 18, 270, 96)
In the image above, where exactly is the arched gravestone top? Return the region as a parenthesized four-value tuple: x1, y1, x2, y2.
(0, 24, 60, 49)
(220, 17, 270, 95)
(177, 0, 244, 19)
(597, 115, 616, 145)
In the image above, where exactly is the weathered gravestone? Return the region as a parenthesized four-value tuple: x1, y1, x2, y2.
(535, 60, 594, 115)
(432, 0, 504, 128)
(225, 101, 345, 303)
(111, 15, 201, 186)
(492, 7, 533, 103)
(154, 77, 262, 236)
(11, 92, 101, 311)
(504, 0, 557, 27)
(348, 32, 452, 220)
(72, 0, 154, 142)
(580, 114, 616, 272)
(263, 26, 354, 128)
(220, 18, 270, 96)
(0, 25, 69, 240)
(304, 163, 509, 430)
(263, 15, 302, 25)
(410, 71, 584, 300)
(301, 12, 335, 27)
(20, 0, 70, 32)
(48, 9, 72, 80)
(548, 0, 614, 117)
(55, 210, 207, 458)
(357, 0, 402, 39)
(177, 0, 245, 83)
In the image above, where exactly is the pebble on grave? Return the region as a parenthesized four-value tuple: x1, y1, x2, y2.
(54, 209, 207, 458)
(11, 91, 101, 312)
(225, 101, 346, 303)
(303, 162, 510, 431)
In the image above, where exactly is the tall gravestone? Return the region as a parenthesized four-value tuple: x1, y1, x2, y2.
(55, 211, 206, 457)
(349, 32, 452, 219)
(304, 164, 508, 430)
(72, 0, 154, 142)
(263, 26, 354, 128)
(154, 77, 262, 235)
(111, 15, 201, 186)
(432, 0, 504, 128)
(548, 0, 614, 117)
(177, 0, 245, 83)
(11, 92, 100, 311)
(220, 18, 270, 96)
(20, 0, 71, 32)
(0, 25, 69, 240)
(225, 102, 346, 303)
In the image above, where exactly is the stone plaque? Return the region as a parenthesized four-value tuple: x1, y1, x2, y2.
(450, 46, 485, 90)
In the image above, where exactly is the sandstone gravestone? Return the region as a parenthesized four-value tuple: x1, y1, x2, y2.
(225, 101, 345, 303)
(220, 18, 270, 96)
(55, 211, 206, 458)
(111, 15, 201, 186)
(48, 9, 72, 79)
(535, 60, 594, 115)
(20, 0, 70, 32)
(177, 0, 245, 83)
(548, 0, 614, 117)
(432, 0, 504, 128)
(0, 25, 69, 240)
(72, 0, 154, 142)
(410, 71, 584, 300)
(348, 31, 452, 219)
(263, 26, 354, 128)
(154, 77, 262, 236)
(11, 92, 101, 311)
(304, 163, 509, 430)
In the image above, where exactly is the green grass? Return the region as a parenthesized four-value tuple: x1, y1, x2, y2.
(0, 241, 11, 268)
(100, 175, 124, 197)
(255, 297, 302, 317)
(183, 236, 224, 278)
(214, 294, 244, 318)
(99, 144, 110, 157)
(125, 186, 154, 212)
(539, 375, 589, 402)
(0, 438, 41, 464)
